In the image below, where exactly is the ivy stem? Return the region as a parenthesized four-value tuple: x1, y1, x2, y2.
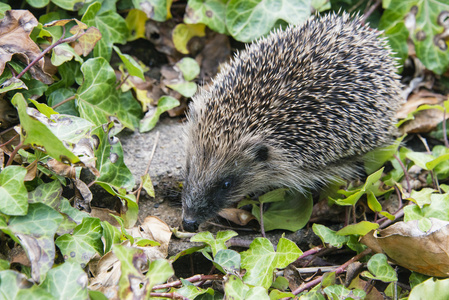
(443, 108, 449, 148)
(393, 154, 411, 195)
(418, 134, 440, 192)
(360, 0, 382, 25)
(290, 248, 372, 296)
(5, 139, 24, 166)
(17, 25, 86, 80)
(259, 202, 266, 238)
(152, 274, 223, 291)
(0, 133, 19, 148)
(51, 95, 76, 109)
(149, 292, 188, 299)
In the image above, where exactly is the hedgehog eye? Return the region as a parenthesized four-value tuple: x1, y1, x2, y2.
(222, 181, 231, 189)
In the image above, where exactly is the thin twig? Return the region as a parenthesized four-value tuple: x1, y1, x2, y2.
(0, 133, 19, 148)
(290, 248, 372, 296)
(393, 154, 411, 195)
(17, 25, 86, 80)
(136, 132, 160, 204)
(295, 246, 323, 262)
(51, 95, 76, 109)
(149, 292, 188, 299)
(259, 202, 266, 238)
(152, 274, 223, 291)
(360, 0, 382, 25)
(116, 74, 130, 90)
(443, 108, 449, 148)
(417, 135, 440, 192)
(378, 209, 404, 229)
(5, 140, 24, 166)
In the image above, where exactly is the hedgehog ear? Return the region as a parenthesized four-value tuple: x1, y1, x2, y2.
(253, 144, 270, 162)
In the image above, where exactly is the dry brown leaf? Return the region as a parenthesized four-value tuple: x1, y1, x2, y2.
(348, 275, 384, 300)
(396, 91, 445, 119)
(218, 208, 256, 226)
(46, 158, 76, 178)
(89, 218, 172, 296)
(90, 207, 120, 225)
(88, 251, 121, 298)
(128, 216, 172, 259)
(397, 91, 448, 134)
(401, 108, 445, 134)
(0, 10, 53, 84)
(361, 218, 449, 277)
(73, 178, 92, 212)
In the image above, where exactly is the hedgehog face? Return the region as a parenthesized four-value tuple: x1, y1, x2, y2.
(182, 141, 273, 231)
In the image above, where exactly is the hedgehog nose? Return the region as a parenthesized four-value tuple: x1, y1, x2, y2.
(182, 219, 199, 232)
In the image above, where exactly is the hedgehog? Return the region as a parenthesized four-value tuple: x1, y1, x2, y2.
(181, 12, 404, 232)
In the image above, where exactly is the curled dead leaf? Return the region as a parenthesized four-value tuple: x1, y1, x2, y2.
(361, 218, 449, 277)
(47, 158, 76, 178)
(0, 10, 53, 84)
(218, 208, 256, 226)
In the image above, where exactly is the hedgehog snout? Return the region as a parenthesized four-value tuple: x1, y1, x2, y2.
(182, 218, 199, 232)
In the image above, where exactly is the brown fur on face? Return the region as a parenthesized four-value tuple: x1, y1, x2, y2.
(182, 13, 404, 231)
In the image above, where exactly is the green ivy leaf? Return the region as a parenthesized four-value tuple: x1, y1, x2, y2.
(380, 0, 449, 75)
(191, 230, 238, 256)
(51, 44, 83, 67)
(28, 181, 63, 209)
(224, 274, 269, 299)
(51, 0, 86, 11)
(47, 88, 78, 116)
(0, 3, 11, 17)
(361, 253, 398, 283)
(241, 237, 302, 289)
(226, 0, 311, 42)
(177, 57, 200, 81)
(93, 122, 135, 191)
(140, 96, 180, 132)
(404, 193, 449, 222)
(132, 0, 172, 22)
(77, 57, 141, 130)
(141, 174, 155, 197)
(177, 278, 215, 299)
(184, 0, 228, 34)
(337, 221, 379, 236)
(8, 203, 63, 282)
(214, 249, 241, 273)
(12, 93, 80, 163)
(252, 189, 313, 232)
(323, 285, 366, 300)
(313, 224, 350, 248)
(409, 278, 449, 299)
(146, 259, 174, 287)
(407, 188, 434, 208)
(167, 81, 197, 97)
(40, 261, 88, 299)
(81, 2, 128, 60)
(55, 217, 103, 267)
(0, 270, 37, 299)
(0, 166, 28, 216)
(113, 46, 145, 79)
(332, 168, 384, 206)
(101, 221, 122, 253)
(59, 198, 90, 224)
(114, 244, 150, 298)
